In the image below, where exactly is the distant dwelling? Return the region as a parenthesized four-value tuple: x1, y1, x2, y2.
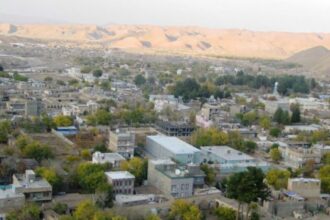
(288, 178, 321, 199)
(284, 124, 322, 134)
(263, 178, 326, 218)
(148, 159, 199, 198)
(109, 128, 136, 159)
(105, 171, 135, 195)
(13, 170, 52, 202)
(146, 136, 201, 164)
(278, 145, 321, 168)
(200, 146, 269, 176)
(56, 126, 78, 136)
(92, 151, 126, 168)
(149, 95, 190, 113)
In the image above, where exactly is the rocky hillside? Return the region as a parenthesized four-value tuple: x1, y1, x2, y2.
(1, 23, 330, 59)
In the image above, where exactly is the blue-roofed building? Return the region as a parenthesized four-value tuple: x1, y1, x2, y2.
(56, 126, 78, 136)
(146, 136, 201, 164)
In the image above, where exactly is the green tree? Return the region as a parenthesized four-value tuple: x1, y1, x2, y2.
(0, 120, 11, 143)
(44, 76, 53, 82)
(120, 157, 148, 186)
(322, 153, 330, 165)
(86, 109, 111, 126)
(270, 148, 282, 163)
(269, 127, 281, 137)
(266, 169, 291, 190)
(273, 108, 290, 125)
(53, 115, 74, 127)
(134, 74, 146, 86)
(36, 167, 62, 193)
(319, 165, 330, 193)
(200, 164, 216, 185)
(169, 199, 202, 220)
(259, 116, 271, 130)
(21, 141, 53, 162)
(302, 159, 315, 177)
(53, 202, 68, 215)
(74, 200, 98, 220)
(93, 69, 103, 78)
(242, 111, 257, 126)
(226, 167, 270, 219)
(243, 141, 257, 154)
(291, 104, 301, 123)
(6, 203, 41, 220)
(191, 128, 229, 148)
(214, 206, 236, 220)
(76, 163, 108, 193)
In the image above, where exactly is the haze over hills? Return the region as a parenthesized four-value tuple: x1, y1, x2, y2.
(1, 23, 330, 60)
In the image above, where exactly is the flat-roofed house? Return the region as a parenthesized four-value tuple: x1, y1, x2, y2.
(12, 170, 52, 202)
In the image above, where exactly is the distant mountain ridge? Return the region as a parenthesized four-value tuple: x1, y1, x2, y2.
(1, 23, 330, 59)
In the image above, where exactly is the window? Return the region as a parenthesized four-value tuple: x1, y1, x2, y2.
(171, 185, 177, 192)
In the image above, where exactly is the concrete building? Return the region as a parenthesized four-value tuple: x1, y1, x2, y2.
(288, 178, 321, 199)
(156, 120, 195, 137)
(200, 146, 269, 175)
(92, 151, 126, 168)
(146, 136, 201, 164)
(109, 128, 136, 159)
(105, 171, 135, 195)
(148, 160, 194, 198)
(12, 170, 52, 202)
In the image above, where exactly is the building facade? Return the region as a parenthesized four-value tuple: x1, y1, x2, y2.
(146, 136, 201, 164)
(109, 128, 136, 159)
(105, 171, 135, 195)
(12, 170, 52, 202)
(148, 160, 194, 198)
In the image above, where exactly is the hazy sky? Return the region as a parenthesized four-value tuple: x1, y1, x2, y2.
(1, 0, 330, 32)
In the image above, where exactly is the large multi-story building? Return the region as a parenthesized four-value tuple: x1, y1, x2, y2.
(109, 128, 136, 159)
(146, 136, 201, 164)
(12, 170, 52, 202)
(105, 171, 135, 195)
(200, 146, 269, 175)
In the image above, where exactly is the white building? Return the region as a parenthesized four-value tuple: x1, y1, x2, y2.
(92, 151, 126, 168)
(200, 146, 269, 175)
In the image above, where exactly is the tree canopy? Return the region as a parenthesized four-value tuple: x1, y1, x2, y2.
(169, 199, 202, 220)
(266, 169, 291, 190)
(53, 115, 74, 127)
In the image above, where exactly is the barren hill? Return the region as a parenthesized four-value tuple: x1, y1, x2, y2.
(287, 46, 330, 76)
(1, 23, 330, 59)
